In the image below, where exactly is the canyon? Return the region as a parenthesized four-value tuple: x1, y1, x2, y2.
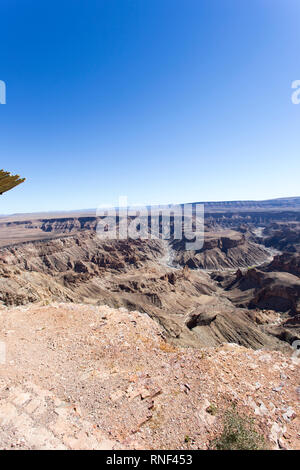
(0, 197, 299, 449)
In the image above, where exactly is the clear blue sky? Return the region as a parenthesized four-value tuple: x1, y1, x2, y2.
(1, 0, 300, 214)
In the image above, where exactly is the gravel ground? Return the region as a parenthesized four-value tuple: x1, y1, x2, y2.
(0, 302, 299, 450)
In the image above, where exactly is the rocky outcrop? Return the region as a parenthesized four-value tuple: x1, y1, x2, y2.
(223, 269, 300, 314)
(263, 223, 300, 253)
(172, 231, 270, 270)
(0, 233, 163, 275)
(184, 300, 289, 350)
(267, 253, 300, 278)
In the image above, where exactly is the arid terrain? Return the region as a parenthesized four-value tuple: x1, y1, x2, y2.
(0, 197, 299, 449)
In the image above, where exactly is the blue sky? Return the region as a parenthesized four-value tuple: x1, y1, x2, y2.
(0, 0, 300, 214)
